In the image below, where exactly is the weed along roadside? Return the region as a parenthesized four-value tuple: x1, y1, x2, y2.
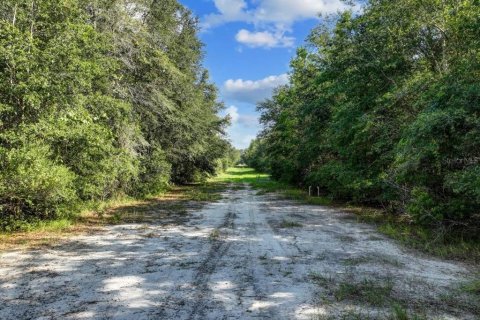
(221, 168, 480, 265)
(0, 184, 224, 251)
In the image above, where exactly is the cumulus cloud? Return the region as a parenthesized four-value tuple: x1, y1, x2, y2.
(202, 0, 350, 29)
(225, 106, 259, 127)
(235, 29, 294, 48)
(202, 0, 249, 29)
(225, 105, 240, 123)
(202, 0, 354, 49)
(252, 0, 348, 25)
(223, 74, 289, 104)
(223, 106, 260, 149)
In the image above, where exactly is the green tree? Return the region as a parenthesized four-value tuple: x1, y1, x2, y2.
(0, 0, 230, 229)
(250, 0, 480, 225)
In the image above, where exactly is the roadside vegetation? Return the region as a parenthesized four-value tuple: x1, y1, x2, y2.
(224, 167, 480, 263)
(242, 0, 480, 261)
(0, 0, 242, 232)
(213, 167, 332, 206)
(0, 182, 227, 251)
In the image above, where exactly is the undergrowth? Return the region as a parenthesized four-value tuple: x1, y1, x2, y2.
(220, 167, 480, 263)
(0, 182, 225, 250)
(350, 208, 480, 263)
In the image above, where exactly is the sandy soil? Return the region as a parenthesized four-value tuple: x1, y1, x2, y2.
(0, 186, 477, 319)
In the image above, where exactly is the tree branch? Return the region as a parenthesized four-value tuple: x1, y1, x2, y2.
(12, 4, 17, 26)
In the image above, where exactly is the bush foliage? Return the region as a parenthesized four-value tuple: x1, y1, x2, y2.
(0, 0, 234, 229)
(244, 0, 480, 226)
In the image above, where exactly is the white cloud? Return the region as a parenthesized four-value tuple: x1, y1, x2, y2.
(214, 0, 247, 17)
(228, 131, 257, 149)
(225, 106, 259, 127)
(202, 0, 249, 29)
(203, 0, 354, 50)
(235, 29, 294, 48)
(223, 106, 260, 149)
(252, 0, 348, 25)
(226, 105, 240, 123)
(224, 74, 289, 104)
(202, 0, 351, 29)
(223, 106, 261, 149)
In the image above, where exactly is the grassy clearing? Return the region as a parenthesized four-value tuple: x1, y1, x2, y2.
(213, 167, 332, 206)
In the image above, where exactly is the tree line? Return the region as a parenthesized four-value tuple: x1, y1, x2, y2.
(244, 0, 479, 227)
(0, 0, 235, 230)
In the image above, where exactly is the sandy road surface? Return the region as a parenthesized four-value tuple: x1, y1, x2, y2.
(0, 186, 477, 319)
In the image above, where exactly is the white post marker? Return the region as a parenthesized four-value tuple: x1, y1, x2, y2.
(317, 186, 320, 197)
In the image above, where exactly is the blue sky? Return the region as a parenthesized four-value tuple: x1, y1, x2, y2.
(179, 0, 352, 149)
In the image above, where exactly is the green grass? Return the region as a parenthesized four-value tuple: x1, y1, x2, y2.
(309, 272, 334, 286)
(341, 254, 403, 267)
(309, 273, 430, 319)
(312, 309, 427, 320)
(371, 218, 480, 263)
(213, 167, 270, 184)
(4, 166, 479, 265)
(334, 278, 394, 306)
(279, 219, 303, 228)
(0, 183, 225, 250)
(213, 167, 332, 205)
(0, 218, 76, 235)
(390, 304, 427, 320)
(341, 204, 480, 263)
(183, 184, 224, 202)
(462, 279, 480, 295)
(209, 229, 220, 241)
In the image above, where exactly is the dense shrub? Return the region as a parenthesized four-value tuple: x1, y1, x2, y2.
(0, 143, 77, 229)
(0, 0, 232, 230)
(134, 146, 171, 197)
(245, 0, 480, 226)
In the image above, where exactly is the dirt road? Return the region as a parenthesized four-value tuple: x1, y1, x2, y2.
(0, 186, 477, 319)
